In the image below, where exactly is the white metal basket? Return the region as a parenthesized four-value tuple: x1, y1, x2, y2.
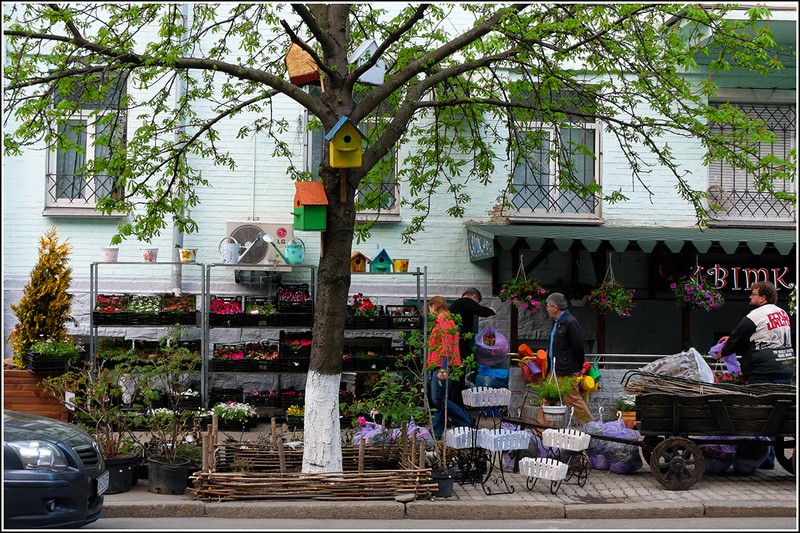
(541, 428, 591, 451)
(476, 428, 531, 451)
(461, 387, 511, 408)
(445, 427, 477, 449)
(518, 457, 569, 481)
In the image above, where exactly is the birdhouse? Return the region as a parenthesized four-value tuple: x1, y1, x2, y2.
(324, 116, 366, 168)
(370, 247, 393, 273)
(293, 182, 328, 231)
(284, 41, 321, 87)
(350, 251, 369, 273)
(348, 39, 387, 86)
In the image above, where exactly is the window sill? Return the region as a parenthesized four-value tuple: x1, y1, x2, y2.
(707, 218, 795, 229)
(355, 212, 401, 223)
(507, 214, 603, 226)
(43, 207, 125, 218)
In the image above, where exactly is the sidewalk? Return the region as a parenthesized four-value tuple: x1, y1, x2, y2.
(102, 461, 796, 521)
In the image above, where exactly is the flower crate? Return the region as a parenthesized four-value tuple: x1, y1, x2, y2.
(125, 294, 162, 318)
(345, 313, 392, 329)
(462, 387, 511, 408)
(160, 293, 199, 325)
(279, 330, 312, 358)
(518, 457, 569, 481)
(445, 427, 477, 449)
(476, 428, 531, 452)
(209, 388, 243, 404)
(93, 294, 129, 325)
(209, 295, 244, 327)
(277, 312, 313, 327)
(245, 342, 280, 371)
(277, 283, 313, 313)
(385, 305, 422, 329)
(281, 392, 305, 409)
(541, 428, 591, 452)
(209, 358, 260, 372)
(281, 357, 310, 372)
(24, 353, 75, 374)
(241, 296, 278, 326)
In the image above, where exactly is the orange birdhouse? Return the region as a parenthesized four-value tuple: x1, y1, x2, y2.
(293, 182, 328, 231)
(350, 251, 369, 273)
(284, 41, 321, 87)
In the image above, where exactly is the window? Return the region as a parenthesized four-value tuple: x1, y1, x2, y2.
(708, 102, 795, 224)
(306, 87, 399, 218)
(510, 122, 600, 217)
(46, 75, 126, 210)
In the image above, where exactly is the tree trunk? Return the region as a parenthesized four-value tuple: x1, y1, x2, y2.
(301, 167, 356, 473)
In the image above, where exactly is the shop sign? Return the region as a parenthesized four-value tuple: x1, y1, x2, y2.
(703, 264, 795, 292)
(468, 229, 495, 262)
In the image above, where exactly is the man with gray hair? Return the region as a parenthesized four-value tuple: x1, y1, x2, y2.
(545, 292, 594, 424)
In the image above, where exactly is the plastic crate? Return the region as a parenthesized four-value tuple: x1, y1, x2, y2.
(476, 428, 531, 451)
(161, 293, 197, 313)
(241, 296, 278, 326)
(445, 427, 477, 449)
(518, 457, 569, 481)
(209, 295, 243, 326)
(279, 330, 312, 358)
(462, 387, 511, 408)
(277, 283, 312, 313)
(541, 428, 591, 452)
(385, 305, 422, 329)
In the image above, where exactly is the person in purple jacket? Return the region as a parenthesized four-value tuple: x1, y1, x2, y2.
(716, 280, 795, 469)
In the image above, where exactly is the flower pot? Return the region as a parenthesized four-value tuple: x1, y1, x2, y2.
(541, 404, 567, 422)
(431, 469, 454, 498)
(392, 258, 409, 272)
(617, 410, 637, 429)
(178, 248, 197, 263)
(100, 246, 119, 263)
(139, 247, 158, 262)
(147, 456, 191, 495)
(104, 453, 139, 494)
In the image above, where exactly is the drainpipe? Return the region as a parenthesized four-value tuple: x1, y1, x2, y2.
(170, 3, 190, 293)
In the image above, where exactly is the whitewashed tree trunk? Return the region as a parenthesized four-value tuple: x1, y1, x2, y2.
(301, 370, 343, 472)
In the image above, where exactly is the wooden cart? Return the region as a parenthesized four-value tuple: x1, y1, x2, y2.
(633, 391, 796, 490)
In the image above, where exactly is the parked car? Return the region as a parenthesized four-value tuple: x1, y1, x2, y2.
(3, 409, 107, 528)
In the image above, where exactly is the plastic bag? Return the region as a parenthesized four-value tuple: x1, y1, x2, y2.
(732, 437, 770, 474)
(635, 348, 714, 383)
(709, 343, 741, 373)
(475, 327, 509, 366)
(583, 419, 642, 475)
(699, 436, 737, 474)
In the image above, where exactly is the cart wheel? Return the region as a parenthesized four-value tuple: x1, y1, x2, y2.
(649, 437, 704, 490)
(576, 452, 591, 487)
(549, 478, 562, 494)
(526, 476, 537, 491)
(774, 436, 795, 475)
(641, 436, 662, 464)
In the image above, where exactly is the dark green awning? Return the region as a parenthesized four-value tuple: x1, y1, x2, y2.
(466, 224, 796, 261)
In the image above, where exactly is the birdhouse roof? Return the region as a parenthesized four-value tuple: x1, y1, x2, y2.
(349, 39, 378, 63)
(371, 247, 392, 262)
(350, 251, 370, 261)
(294, 181, 328, 207)
(324, 116, 366, 142)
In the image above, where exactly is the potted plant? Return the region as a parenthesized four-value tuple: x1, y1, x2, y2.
(206, 400, 258, 431)
(25, 337, 85, 373)
(527, 375, 577, 424)
(670, 273, 725, 311)
(122, 327, 202, 495)
(588, 280, 635, 317)
(498, 276, 547, 316)
(615, 393, 637, 429)
(565, 283, 593, 307)
(41, 362, 144, 494)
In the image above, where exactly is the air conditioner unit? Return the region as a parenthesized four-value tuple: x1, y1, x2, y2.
(225, 221, 294, 265)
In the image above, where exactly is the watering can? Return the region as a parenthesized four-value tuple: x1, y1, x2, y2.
(264, 235, 305, 265)
(218, 236, 259, 265)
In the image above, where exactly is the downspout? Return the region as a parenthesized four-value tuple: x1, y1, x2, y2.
(170, 3, 190, 293)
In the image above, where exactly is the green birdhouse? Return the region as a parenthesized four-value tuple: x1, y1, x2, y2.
(293, 181, 328, 231)
(325, 116, 366, 168)
(370, 247, 393, 273)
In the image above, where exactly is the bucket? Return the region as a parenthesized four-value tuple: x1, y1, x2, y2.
(139, 248, 158, 263)
(283, 238, 305, 265)
(147, 456, 190, 495)
(100, 246, 119, 263)
(178, 248, 197, 263)
(431, 469, 454, 498)
(392, 259, 409, 272)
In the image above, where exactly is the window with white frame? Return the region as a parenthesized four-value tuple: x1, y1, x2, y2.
(306, 87, 399, 217)
(46, 75, 126, 210)
(510, 121, 600, 217)
(707, 102, 796, 223)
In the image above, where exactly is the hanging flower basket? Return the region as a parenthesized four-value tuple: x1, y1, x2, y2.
(670, 274, 725, 311)
(588, 280, 635, 318)
(499, 277, 547, 316)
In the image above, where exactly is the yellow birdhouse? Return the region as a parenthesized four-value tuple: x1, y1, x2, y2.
(350, 251, 369, 273)
(325, 116, 366, 168)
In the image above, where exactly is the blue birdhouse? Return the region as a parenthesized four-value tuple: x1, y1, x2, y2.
(370, 247, 393, 273)
(325, 116, 366, 168)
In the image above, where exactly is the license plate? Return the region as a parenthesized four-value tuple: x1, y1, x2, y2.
(96, 470, 109, 496)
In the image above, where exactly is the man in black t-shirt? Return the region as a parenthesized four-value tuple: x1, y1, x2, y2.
(448, 288, 496, 408)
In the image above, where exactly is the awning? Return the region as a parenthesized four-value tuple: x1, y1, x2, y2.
(466, 224, 796, 261)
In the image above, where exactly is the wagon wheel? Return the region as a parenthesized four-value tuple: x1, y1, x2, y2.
(549, 478, 562, 494)
(574, 452, 591, 487)
(649, 437, 704, 490)
(526, 476, 538, 491)
(774, 436, 795, 475)
(640, 436, 662, 464)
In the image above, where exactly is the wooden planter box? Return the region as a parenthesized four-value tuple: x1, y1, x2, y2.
(3, 369, 69, 421)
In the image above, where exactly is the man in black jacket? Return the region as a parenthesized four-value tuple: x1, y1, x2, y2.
(448, 288, 496, 408)
(545, 292, 594, 424)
